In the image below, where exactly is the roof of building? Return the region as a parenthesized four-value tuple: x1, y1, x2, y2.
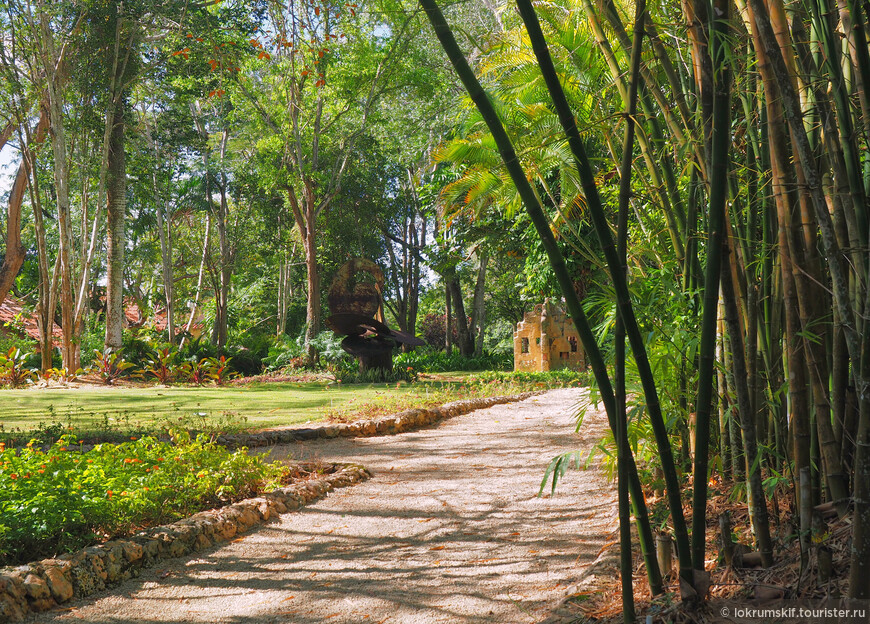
(123, 300, 205, 333)
(0, 294, 63, 343)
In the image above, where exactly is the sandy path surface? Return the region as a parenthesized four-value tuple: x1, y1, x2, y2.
(28, 388, 617, 624)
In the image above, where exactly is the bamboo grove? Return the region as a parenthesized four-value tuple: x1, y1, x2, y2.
(423, 0, 870, 608)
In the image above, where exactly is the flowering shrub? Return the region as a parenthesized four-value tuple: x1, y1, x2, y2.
(0, 431, 285, 565)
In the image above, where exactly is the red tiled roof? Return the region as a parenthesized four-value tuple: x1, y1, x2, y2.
(122, 300, 205, 333)
(0, 295, 63, 342)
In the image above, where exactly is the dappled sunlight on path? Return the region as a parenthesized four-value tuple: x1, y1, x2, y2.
(27, 388, 616, 624)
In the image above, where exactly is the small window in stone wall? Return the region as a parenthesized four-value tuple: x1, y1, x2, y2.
(536, 337, 540, 345)
(569, 336, 578, 352)
(521, 337, 529, 353)
(560, 352, 569, 360)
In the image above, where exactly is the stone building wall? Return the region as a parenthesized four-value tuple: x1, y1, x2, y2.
(514, 299, 585, 372)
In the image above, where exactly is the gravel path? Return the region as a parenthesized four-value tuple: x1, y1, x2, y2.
(28, 388, 617, 624)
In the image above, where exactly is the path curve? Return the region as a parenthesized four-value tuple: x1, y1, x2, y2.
(27, 388, 617, 624)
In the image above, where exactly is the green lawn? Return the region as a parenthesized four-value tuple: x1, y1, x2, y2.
(0, 381, 455, 439)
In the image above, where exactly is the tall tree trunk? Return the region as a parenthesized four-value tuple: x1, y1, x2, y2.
(298, 186, 321, 363)
(21, 117, 58, 372)
(156, 199, 174, 340)
(0, 109, 47, 307)
(143, 104, 175, 342)
(212, 129, 232, 349)
(39, 20, 77, 371)
(445, 281, 453, 354)
(613, 0, 647, 610)
(470, 248, 489, 357)
(446, 272, 473, 356)
(104, 103, 127, 352)
(185, 212, 211, 338)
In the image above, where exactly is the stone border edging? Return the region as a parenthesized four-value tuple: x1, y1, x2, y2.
(218, 391, 541, 449)
(0, 463, 371, 622)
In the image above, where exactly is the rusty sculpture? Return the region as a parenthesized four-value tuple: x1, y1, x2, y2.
(326, 259, 424, 374)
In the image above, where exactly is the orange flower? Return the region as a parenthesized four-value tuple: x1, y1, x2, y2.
(107, 490, 113, 498)
(9, 474, 17, 480)
(124, 458, 133, 464)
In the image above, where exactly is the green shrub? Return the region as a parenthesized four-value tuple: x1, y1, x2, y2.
(0, 335, 38, 363)
(121, 331, 161, 369)
(0, 431, 285, 565)
(143, 345, 189, 385)
(309, 331, 351, 367)
(333, 363, 418, 384)
(226, 348, 263, 377)
(178, 335, 219, 363)
(263, 335, 305, 371)
(77, 331, 105, 368)
(393, 347, 512, 372)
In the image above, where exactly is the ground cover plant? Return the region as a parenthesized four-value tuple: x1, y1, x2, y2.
(0, 430, 285, 566)
(471, 369, 590, 387)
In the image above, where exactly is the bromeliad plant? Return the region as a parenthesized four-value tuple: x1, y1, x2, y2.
(91, 350, 137, 385)
(205, 355, 235, 386)
(0, 431, 286, 565)
(143, 345, 190, 385)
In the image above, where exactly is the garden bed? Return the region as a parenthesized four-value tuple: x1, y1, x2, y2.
(0, 431, 290, 567)
(0, 460, 370, 621)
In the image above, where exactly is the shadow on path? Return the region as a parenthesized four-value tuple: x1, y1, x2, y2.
(28, 388, 616, 624)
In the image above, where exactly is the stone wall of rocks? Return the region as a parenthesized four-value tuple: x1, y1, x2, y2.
(0, 463, 370, 622)
(218, 392, 539, 449)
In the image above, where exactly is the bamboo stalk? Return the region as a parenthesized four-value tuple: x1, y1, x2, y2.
(612, 0, 648, 609)
(721, 237, 775, 566)
(513, 0, 694, 589)
(691, 0, 731, 570)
